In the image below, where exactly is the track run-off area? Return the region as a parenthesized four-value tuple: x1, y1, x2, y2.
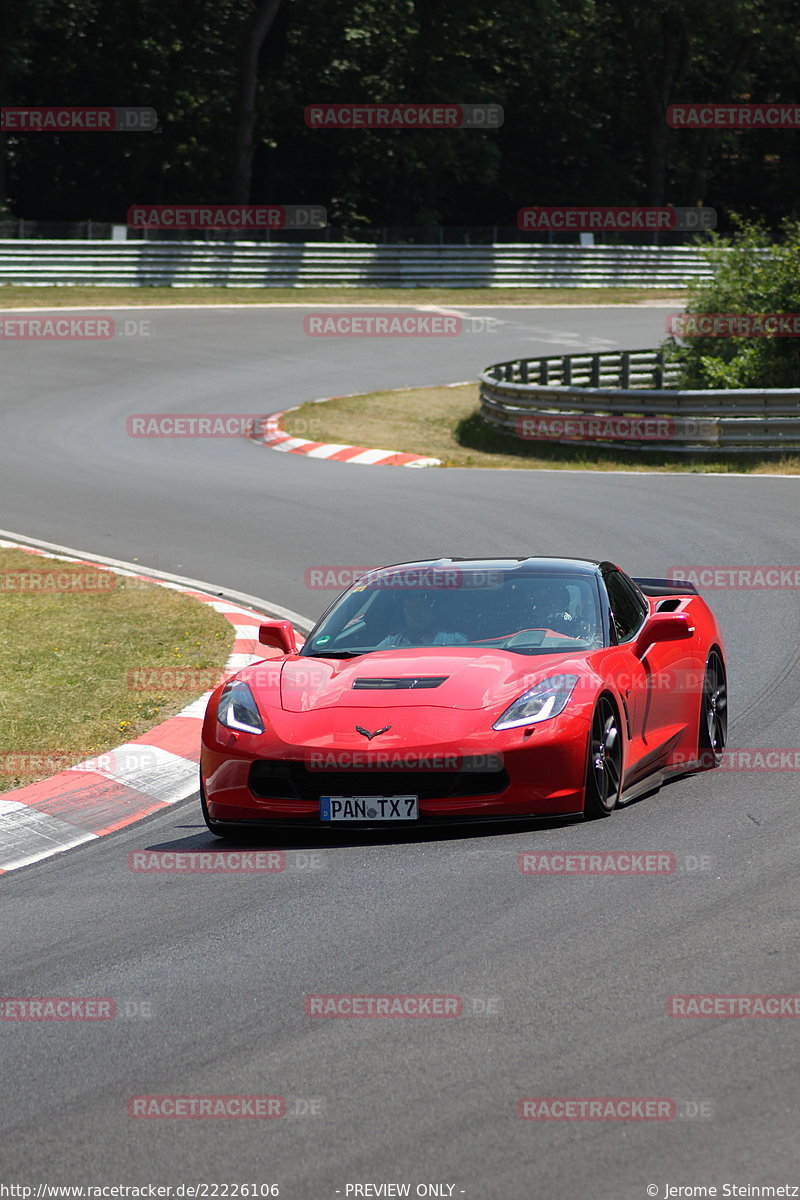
(1, 303, 798, 1199)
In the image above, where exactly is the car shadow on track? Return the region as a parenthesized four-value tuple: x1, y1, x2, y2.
(153, 813, 586, 852)
(147, 772, 694, 855)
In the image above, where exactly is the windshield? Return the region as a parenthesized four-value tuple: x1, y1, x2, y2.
(301, 568, 604, 657)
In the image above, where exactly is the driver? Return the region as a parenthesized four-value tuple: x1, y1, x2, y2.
(376, 591, 467, 648)
(531, 581, 576, 637)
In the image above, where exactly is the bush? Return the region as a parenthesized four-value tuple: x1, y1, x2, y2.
(664, 218, 800, 389)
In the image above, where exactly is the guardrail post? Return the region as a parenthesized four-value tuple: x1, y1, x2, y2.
(519, 360, 529, 384)
(590, 355, 600, 387)
(654, 350, 664, 390)
(620, 352, 630, 389)
(562, 356, 572, 386)
(539, 358, 549, 385)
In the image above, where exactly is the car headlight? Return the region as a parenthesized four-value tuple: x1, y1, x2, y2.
(217, 680, 265, 735)
(492, 675, 579, 730)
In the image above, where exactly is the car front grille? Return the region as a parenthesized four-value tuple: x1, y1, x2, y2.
(248, 760, 509, 801)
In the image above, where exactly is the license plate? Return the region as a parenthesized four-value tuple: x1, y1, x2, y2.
(320, 796, 418, 821)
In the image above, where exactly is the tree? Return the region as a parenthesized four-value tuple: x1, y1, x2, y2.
(664, 218, 800, 389)
(231, 0, 283, 203)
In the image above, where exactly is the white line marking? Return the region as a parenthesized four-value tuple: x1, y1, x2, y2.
(0, 801, 98, 872)
(68, 744, 199, 804)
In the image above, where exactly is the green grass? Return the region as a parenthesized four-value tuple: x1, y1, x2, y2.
(0, 549, 233, 791)
(281, 383, 800, 474)
(0, 284, 688, 309)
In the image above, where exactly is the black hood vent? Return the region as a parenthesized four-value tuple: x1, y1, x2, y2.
(352, 676, 448, 690)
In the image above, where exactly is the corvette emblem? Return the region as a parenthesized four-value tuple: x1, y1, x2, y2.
(355, 725, 391, 740)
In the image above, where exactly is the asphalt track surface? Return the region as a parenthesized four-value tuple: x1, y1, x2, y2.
(1, 304, 799, 1198)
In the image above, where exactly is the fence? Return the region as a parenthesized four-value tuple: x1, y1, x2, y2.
(479, 350, 800, 454)
(0, 241, 716, 288)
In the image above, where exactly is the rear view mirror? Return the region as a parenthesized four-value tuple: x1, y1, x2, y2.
(258, 620, 298, 655)
(634, 612, 694, 655)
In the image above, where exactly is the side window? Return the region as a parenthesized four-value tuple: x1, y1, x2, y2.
(605, 571, 647, 643)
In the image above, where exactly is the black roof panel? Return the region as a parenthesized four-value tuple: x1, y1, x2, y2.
(367, 557, 605, 577)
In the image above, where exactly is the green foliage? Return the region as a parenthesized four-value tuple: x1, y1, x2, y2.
(2, 0, 800, 226)
(664, 218, 800, 388)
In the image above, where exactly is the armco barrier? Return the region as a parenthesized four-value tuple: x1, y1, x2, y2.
(0, 241, 716, 288)
(479, 350, 800, 454)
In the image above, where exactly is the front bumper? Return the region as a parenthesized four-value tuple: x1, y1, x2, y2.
(201, 705, 592, 824)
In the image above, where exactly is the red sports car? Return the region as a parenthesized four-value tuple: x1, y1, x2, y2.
(200, 558, 727, 834)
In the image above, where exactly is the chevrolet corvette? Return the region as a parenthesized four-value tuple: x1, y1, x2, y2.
(200, 558, 727, 833)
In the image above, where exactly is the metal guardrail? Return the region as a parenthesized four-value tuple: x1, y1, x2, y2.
(0, 240, 715, 288)
(480, 350, 800, 454)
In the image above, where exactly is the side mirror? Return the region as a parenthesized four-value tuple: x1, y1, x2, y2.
(258, 620, 298, 655)
(634, 612, 694, 655)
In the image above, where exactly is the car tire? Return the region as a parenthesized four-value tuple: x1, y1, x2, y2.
(583, 694, 623, 819)
(698, 650, 727, 769)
